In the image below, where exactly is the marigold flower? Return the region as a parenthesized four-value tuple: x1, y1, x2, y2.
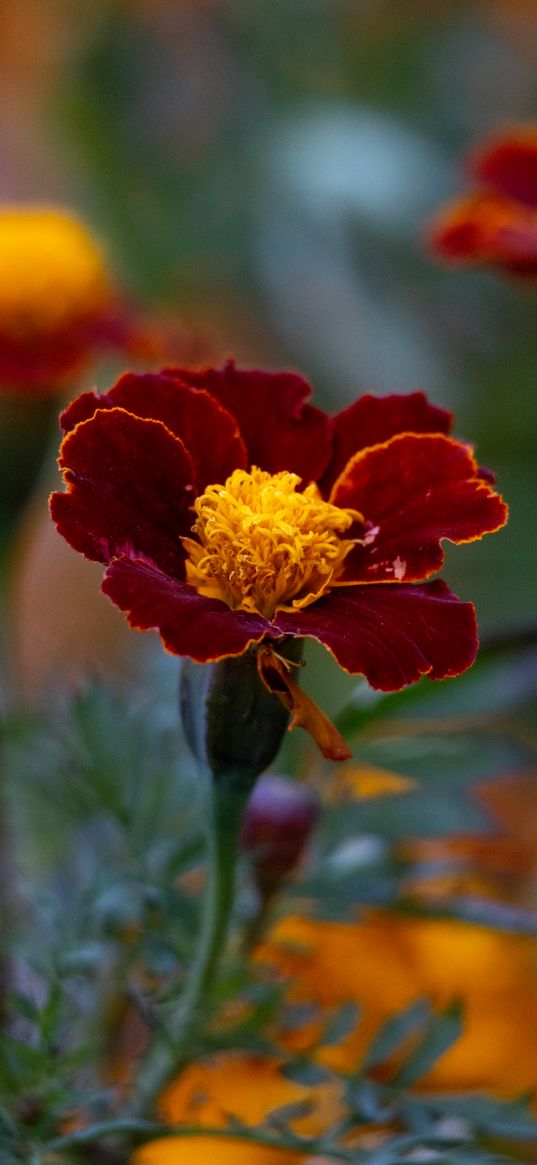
(400, 768, 537, 902)
(131, 1052, 343, 1165)
(0, 206, 115, 392)
(260, 913, 537, 1097)
(50, 363, 506, 753)
(158, 1051, 343, 1133)
(427, 126, 537, 275)
(132, 1137, 298, 1164)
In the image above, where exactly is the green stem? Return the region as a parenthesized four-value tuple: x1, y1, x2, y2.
(135, 771, 249, 1113)
(0, 739, 17, 1033)
(45, 1118, 353, 1159)
(240, 891, 275, 958)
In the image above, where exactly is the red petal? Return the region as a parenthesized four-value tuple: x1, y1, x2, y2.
(0, 320, 100, 395)
(60, 389, 106, 431)
(427, 193, 537, 274)
(427, 196, 492, 263)
(51, 408, 194, 575)
(488, 221, 537, 276)
(470, 129, 537, 208)
(165, 359, 332, 483)
(330, 433, 507, 584)
(320, 392, 451, 496)
(273, 581, 478, 690)
(102, 556, 270, 661)
(60, 372, 247, 492)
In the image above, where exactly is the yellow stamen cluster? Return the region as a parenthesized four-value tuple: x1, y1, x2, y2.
(0, 206, 109, 337)
(184, 466, 360, 620)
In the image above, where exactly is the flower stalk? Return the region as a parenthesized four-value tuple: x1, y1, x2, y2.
(135, 770, 248, 1112)
(0, 777, 13, 1030)
(137, 645, 301, 1112)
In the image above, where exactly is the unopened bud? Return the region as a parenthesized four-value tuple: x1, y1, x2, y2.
(241, 772, 320, 899)
(180, 639, 304, 789)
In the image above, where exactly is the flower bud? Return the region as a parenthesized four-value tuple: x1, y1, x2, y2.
(241, 772, 320, 899)
(180, 639, 304, 789)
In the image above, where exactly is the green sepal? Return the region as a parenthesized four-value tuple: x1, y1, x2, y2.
(180, 638, 303, 786)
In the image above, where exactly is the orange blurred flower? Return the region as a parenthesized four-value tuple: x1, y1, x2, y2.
(158, 1052, 344, 1136)
(132, 1134, 299, 1165)
(427, 126, 537, 276)
(260, 911, 537, 1097)
(401, 768, 537, 904)
(131, 1052, 345, 1165)
(327, 760, 416, 802)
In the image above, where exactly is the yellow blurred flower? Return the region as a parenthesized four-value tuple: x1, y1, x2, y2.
(0, 207, 108, 336)
(260, 912, 537, 1097)
(0, 205, 113, 392)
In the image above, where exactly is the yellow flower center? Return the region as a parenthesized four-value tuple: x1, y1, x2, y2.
(183, 466, 360, 620)
(0, 206, 109, 337)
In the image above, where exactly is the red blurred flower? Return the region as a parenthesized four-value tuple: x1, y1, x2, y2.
(50, 362, 506, 712)
(427, 126, 537, 276)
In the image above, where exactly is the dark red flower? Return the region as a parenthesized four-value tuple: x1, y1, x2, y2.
(50, 362, 507, 736)
(427, 126, 537, 276)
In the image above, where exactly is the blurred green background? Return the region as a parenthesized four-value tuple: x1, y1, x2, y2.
(1, 0, 536, 704)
